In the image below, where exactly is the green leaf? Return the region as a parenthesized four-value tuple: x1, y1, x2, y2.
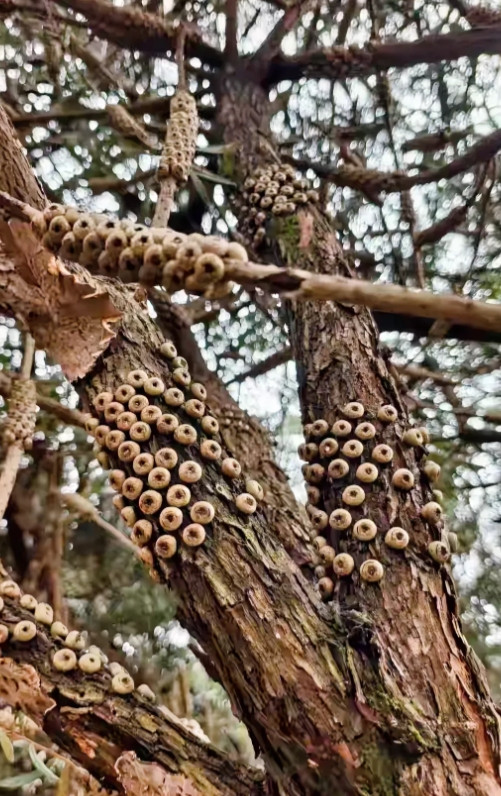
(192, 165, 236, 187)
(28, 743, 60, 785)
(0, 730, 14, 764)
(0, 772, 41, 789)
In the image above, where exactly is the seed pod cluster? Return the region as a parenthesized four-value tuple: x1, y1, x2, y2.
(299, 402, 447, 599)
(158, 89, 198, 185)
(84, 345, 264, 574)
(1, 378, 37, 450)
(238, 162, 319, 248)
(40, 204, 241, 298)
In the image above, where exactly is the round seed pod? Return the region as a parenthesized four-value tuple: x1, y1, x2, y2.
(428, 541, 450, 563)
(190, 501, 215, 525)
(245, 479, 264, 501)
(159, 506, 183, 531)
(138, 491, 163, 515)
(184, 399, 205, 419)
(312, 536, 327, 551)
(155, 534, 178, 558)
(0, 625, 8, 643)
(182, 523, 206, 547)
(201, 415, 219, 435)
(417, 427, 430, 444)
(423, 461, 441, 482)
(122, 477, 143, 501)
(109, 661, 127, 676)
(165, 388, 185, 407)
(97, 218, 121, 240)
(174, 424, 197, 445)
(79, 652, 102, 674)
(360, 559, 384, 582)
(96, 450, 110, 469)
(49, 214, 71, 240)
(342, 440, 364, 459)
(304, 463, 325, 484)
(144, 376, 165, 396)
(306, 486, 321, 506)
(106, 430, 126, 451)
(65, 630, 86, 651)
(84, 416, 99, 434)
(302, 443, 319, 462)
(115, 412, 136, 432)
(333, 553, 355, 577)
(177, 240, 203, 267)
(115, 384, 136, 403)
(140, 406, 162, 425)
(126, 370, 148, 388)
(13, 620, 37, 642)
(133, 452, 155, 475)
(392, 469, 415, 490)
(60, 231, 81, 259)
(155, 448, 178, 469)
(327, 459, 350, 480)
(355, 462, 378, 484)
(130, 421, 152, 442)
(131, 519, 153, 546)
(167, 484, 191, 508)
(190, 383, 207, 401)
(318, 438, 339, 458)
(342, 485, 365, 506)
(179, 461, 203, 483)
(310, 509, 328, 531)
(113, 495, 125, 511)
(236, 493, 257, 514)
(34, 603, 53, 625)
(73, 215, 95, 239)
(99, 252, 116, 277)
(194, 252, 225, 283)
(160, 341, 178, 359)
(310, 419, 329, 438)
(118, 440, 141, 462)
(385, 527, 409, 550)
(314, 565, 326, 580)
(318, 577, 334, 599)
(355, 422, 376, 441)
(82, 230, 103, 256)
(157, 414, 179, 435)
(329, 508, 352, 531)
(377, 405, 398, 423)
(105, 228, 128, 257)
(147, 467, 171, 490)
(0, 580, 21, 598)
(93, 392, 114, 413)
(200, 439, 221, 461)
(226, 242, 248, 262)
(51, 620, 69, 638)
(53, 648, 77, 671)
(421, 501, 443, 524)
(121, 506, 137, 527)
(403, 428, 424, 447)
(140, 547, 154, 566)
(137, 683, 156, 702)
(342, 402, 364, 419)
(332, 420, 352, 437)
(433, 489, 444, 504)
(372, 444, 393, 464)
(129, 395, 150, 415)
(19, 594, 37, 611)
(173, 368, 191, 387)
(318, 545, 336, 565)
(221, 458, 241, 478)
(112, 672, 135, 694)
(353, 519, 377, 541)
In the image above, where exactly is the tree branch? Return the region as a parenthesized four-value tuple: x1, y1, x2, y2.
(226, 346, 293, 384)
(224, 0, 238, 63)
(252, 0, 318, 67)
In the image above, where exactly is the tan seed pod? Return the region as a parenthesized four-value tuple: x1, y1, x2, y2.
(306, 485, 321, 505)
(385, 527, 409, 550)
(84, 416, 99, 434)
(310, 509, 328, 531)
(73, 215, 95, 239)
(184, 399, 205, 419)
(310, 419, 329, 438)
(201, 415, 219, 435)
(79, 652, 102, 673)
(106, 430, 126, 450)
(173, 368, 191, 387)
(96, 450, 110, 468)
(432, 489, 444, 504)
(141, 547, 154, 568)
(342, 402, 365, 419)
(53, 648, 77, 671)
(113, 495, 125, 511)
(342, 485, 365, 506)
(112, 672, 135, 694)
(333, 553, 355, 577)
(130, 421, 152, 442)
(148, 467, 171, 489)
(356, 463, 378, 484)
(115, 383, 136, 403)
(428, 540, 450, 563)
(118, 440, 141, 462)
(327, 459, 350, 480)
(140, 405, 162, 425)
(314, 565, 326, 580)
(182, 523, 206, 547)
(403, 428, 424, 447)
(332, 420, 352, 437)
(417, 427, 430, 444)
(126, 370, 148, 388)
(34, 603, 54, 625)
(0, 580, 21, 598)
(245, 479, 264, 501)
(221, 458, 241, 478)
(377, 405, 398, 423)
(65, 630, 86, 651)
(0, 625, 8, 643)
(82, 230, 103, 256)
(131, 519, 153, 546)
(19, 594, 37, 611)
(342, 440, 364, 458)
(353, 519, 377, 541)
(93, 392, 114, 413)
(138, 491, 163, 515)
(194, 252, 225, 283)
(155, 448, 178, 470)
(360, 559, 384, 582)
(190, 501, 215, 525)
(174, 424, 197, 445)
(392, 468, 415, 490)
(318, 438, 339, 458)
(226, 242, 248, 262)
(312, 535, 327, 551)
(94, 424, 110, 446)
(164, 388, 185, 407)
(303, 443, 319, 462)
(190, 383, 207, 401)
(144, 377, 165, 396)
(13, 620, 37, 642)
(329, 509, 352, 531)
(355, 422, 376, 441)
(423, 461, 441, 482)
(172, 356, 188, 371)
(179, 461, 203, 483)
(421, 501, 443, 524)
(137, 683, 156, 702)
(236, 493, 257, 514)
(155, 534, 178, 559)
(371, 444, 393, 464)
(159, 506, 183, 532)
(318, 545, 336, 565)
(117, 411, 137, 432)
(109, 661, 127, 677)
(121, 506, 137, 527)
(50, 621, 69, 638)
(160, 341, 178, 359)
(122, 477, 144, 500)
(318, 577, 335, 599)
(49, 214, 71, 240)
(200, 439, 221, 460)
(133, 452, 155, 475)
(304, 463, 325, 484)
(129, 395, 150, 414)
(156, 413, 179, 435)
(167, 484, 191, 508)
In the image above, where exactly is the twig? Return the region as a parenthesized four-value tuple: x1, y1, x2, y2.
(225, 0, 238, 62)
(62, 492, 139, 556)
(395, 362, 459, 386)
(226, 346, 293, 384)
